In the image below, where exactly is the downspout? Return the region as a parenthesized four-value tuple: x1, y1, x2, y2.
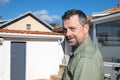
(58, 36, 64, 44)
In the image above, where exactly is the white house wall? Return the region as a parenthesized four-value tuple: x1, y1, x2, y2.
(0, 39, 64, 80)
(0, 41, 10, 80)
(26, 41, 64, 80)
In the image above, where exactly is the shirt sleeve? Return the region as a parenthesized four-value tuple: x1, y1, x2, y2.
(73, 58, 100, 80)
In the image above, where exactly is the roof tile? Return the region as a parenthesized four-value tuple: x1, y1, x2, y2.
(0, 29, 63, 35)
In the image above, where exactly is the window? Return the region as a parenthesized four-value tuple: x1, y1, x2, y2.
(96, 25, 120, 63)
(97, 26, 120, 46)
(26, 24, 31, 30)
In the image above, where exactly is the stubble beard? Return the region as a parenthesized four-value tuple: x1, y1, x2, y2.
(66, 36, 78, 46)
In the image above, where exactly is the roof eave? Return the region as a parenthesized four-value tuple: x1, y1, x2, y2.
(91, 12, 120, 23)
(0, 32, 64, 40)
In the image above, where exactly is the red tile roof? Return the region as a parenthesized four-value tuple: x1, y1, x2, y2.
(103, 3, 120, 12)
(87, 3, 120, 21)
(0, 29, 63, 35)
(87, 16, 93, 21)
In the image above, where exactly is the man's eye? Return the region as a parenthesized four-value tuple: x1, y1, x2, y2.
(70, 27, 75, 31)
(63, 28, 67, 33)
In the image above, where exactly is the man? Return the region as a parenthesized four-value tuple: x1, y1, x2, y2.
(61, 9, 104, 80)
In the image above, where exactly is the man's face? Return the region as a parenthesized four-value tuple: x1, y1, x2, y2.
(63, 15, 88, 46)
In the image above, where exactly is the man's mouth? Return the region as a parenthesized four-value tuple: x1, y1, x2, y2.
(68, 38, 74, 43)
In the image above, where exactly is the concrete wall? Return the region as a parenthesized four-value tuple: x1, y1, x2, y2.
(0, 41, 10, 80)
(26, 41, 64, 79)
(0, 40, 64, 80)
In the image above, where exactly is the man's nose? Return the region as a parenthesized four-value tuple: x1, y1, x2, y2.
(65, 29, 71, 36)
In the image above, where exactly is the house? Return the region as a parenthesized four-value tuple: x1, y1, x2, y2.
(0, 12, 65, 80)
(89, 3, 120, 80)
(90, 3, 120, 62)
(0, 11, 53, 32)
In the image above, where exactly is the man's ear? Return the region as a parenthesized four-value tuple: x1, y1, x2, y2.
(83, 24, 89, 34)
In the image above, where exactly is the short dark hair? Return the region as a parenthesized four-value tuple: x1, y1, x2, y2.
(62, 9, 88, 26)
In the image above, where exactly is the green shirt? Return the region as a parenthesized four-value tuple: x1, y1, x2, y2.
(61, 36, 104, 80)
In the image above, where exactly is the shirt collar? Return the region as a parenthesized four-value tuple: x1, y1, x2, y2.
(73, 35, 93, 56)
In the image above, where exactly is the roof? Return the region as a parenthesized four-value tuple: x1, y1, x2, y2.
(0, 11, 54, 30)
(103, 3, 120, 12)
(88, 3, 120, 21)
(52, 26, 63, 33)
(0, 29, 63, 35)
(0, 29, 64, 40)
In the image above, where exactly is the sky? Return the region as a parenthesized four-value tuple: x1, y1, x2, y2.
(0, 0, 120, 25)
